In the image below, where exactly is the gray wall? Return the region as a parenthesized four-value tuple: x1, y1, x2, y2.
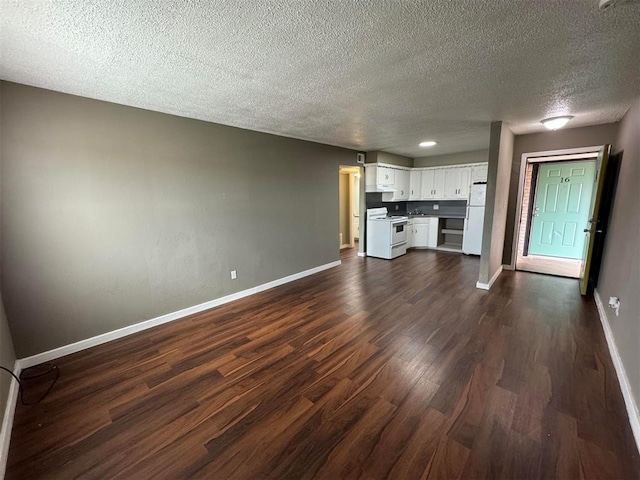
(597, 99, 640, 413)
(0, 82, 357, 357)
(414, 149, 489, 167)
(0, 298, 15, 425)
(366, 151, 413, 167)
(480, 122, 513, 285)
(0, 80, 17, 427)
(503, 123, 620, 265)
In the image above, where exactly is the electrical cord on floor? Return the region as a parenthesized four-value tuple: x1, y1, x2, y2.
(0, 363, 59, 405)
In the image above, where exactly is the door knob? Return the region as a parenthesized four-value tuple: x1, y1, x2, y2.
(584, 229, 590, 233)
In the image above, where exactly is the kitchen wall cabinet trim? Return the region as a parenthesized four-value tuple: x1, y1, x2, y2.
(366, 162, 486, 201)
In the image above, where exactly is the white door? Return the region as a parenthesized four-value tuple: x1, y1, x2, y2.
(458, 167, 471, 199)
(472, 164, 488, 182)
(377, 166, 395, 187)
(427, 218, 439, 247)
(409, 170, 422, 200)
(421, 169, 435, 199)
(463, 206, 484, 255)
(394, 170, 410, 200)
(433, 169, 446, 199)
(414, 223, 429, 247)
(444, 168, 459, 198)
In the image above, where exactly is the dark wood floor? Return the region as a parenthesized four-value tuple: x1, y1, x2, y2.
(7, 248, 640, 479)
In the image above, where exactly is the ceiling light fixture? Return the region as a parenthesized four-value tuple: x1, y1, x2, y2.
(541, 116, 573, 130)
(419, 141, 437, 147)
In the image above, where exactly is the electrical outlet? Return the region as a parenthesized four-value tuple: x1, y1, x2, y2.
(395, 204, 399, 210)
(230, 270, 237, 280)
(608, 296, 620, 316)
(433, 204, 439, 210)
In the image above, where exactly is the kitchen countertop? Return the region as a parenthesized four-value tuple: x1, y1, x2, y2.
(408, 214, 466, 219)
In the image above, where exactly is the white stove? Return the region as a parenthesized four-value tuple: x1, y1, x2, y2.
(366, 207, 409, 259)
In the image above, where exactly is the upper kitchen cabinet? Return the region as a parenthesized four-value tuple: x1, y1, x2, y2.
(367, 161, 486, 201)
(381, 168, 410, 201)
(472, 164, 488, 183)
(420, 168, 446, 200)
(409, 170, 422, 200)
(365, 164, 395, 192)
(393, 169, 410, 201)
(366, 163, 410, 200)
(444, 166, 471, 199)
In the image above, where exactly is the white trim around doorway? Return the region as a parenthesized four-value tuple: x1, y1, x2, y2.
(508, 146, 603, 271)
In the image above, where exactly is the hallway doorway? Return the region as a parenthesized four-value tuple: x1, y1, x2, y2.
(338, 166, 362, 250)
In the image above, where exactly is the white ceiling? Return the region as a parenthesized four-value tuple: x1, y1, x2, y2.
(1, 1, 638, 158)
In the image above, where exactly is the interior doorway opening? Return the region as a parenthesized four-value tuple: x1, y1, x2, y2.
(339, 166, 362, 250)
(514, 151, 598, 278)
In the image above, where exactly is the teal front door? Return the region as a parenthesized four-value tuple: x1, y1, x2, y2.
(529, 160, 596, 259)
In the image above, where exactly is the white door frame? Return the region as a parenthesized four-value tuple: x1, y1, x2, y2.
(508, 145, 603, 271)
(338, 165, 364, 251)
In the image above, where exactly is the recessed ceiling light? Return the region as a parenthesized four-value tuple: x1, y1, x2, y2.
(541, 116, 573, 130)
(419, 141, 437, 147)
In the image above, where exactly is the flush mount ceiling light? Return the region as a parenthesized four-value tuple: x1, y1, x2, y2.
(419, 141, 437, 147)
(541, 116, 573, 130)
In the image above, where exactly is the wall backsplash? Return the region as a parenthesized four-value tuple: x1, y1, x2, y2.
(365, 193, 407, 213)
(407, 200, 467, 217)
(366, 193, 467, 218)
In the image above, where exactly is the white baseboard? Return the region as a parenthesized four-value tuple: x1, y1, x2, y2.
(594, 290, 640, 453)
(18, 260, 341, 370)
(0, 360, 21, 479)
(476, 265, 503, 290)
(502, 263, 515, 271)
(357, 252, 366, 257)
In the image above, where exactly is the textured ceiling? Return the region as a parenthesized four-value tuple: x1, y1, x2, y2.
(1, 1, 639, 158)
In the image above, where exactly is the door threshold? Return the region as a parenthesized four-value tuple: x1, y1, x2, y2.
(516, 254, 581, 278)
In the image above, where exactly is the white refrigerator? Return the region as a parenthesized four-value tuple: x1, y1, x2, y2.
(463, 183, 486, 255)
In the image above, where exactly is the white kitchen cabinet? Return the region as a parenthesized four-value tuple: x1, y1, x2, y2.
(378, 166, 395, 186)
(368, 161, 485, 198)
(409, 170, 422, 200)
(427, 218, 439, 247)
(472, 164, 488, 183)
(413, 223, 429, 247)
(409, 217, 438, 248)
(393, 169, 410, 200)
(421, 168, 446, 199)
(365, 164, 396, 192)
(458, 167, 471, 199)
(444, 168, 460, 199)
(381, 167, 410, 201)
(444, 166, 472, 199)
(406, 219, 414, 248)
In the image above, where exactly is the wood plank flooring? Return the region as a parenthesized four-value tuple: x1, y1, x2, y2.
(7, 248, 640, 479)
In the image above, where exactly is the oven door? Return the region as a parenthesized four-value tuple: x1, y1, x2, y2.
(390, 221, 407, 245)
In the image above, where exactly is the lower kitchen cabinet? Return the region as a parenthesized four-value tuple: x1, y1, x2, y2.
(409, 217, 438, 249)
(407, 220, 414, 248)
